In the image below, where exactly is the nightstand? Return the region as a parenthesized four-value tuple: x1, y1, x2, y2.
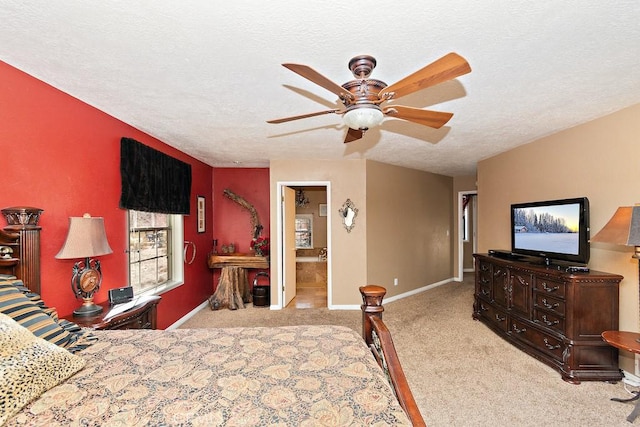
(65, 295, 161, 330)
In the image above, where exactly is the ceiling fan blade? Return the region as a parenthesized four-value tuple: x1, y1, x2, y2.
(344, 127, 364, 143)
(379, 53, 471, 101)
(267, 109, 340, 124)
(282, 63, 354, 101)
(384, 105, 453, 129)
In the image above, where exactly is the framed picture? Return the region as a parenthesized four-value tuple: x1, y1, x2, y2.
(319, 203, 327, 217)
(197, 195, 206, 233)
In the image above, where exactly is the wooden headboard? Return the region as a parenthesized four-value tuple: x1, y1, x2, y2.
(0, 206, 43, 293)
(0, 228, 21, 277)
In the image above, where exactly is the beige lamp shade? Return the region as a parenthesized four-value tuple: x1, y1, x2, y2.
(591, 206, 640, 248)
(55, 214, 113, 259)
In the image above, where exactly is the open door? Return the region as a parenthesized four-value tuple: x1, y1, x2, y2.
(457, 191, 478, 280)
(283, 186, 297, 307)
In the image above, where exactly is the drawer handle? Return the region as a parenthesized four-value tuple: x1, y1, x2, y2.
(481, 289, 490, 296)
(541, 315, 559, 326)
(495, 314, 506, 322)
(512, 324, 526, 334)
(542, 282, 559, 293)
(542, 299, 559, 309)
(544, 338, 560, 350)
(480, 304, 489, 312)
(480, 278, 489, 285)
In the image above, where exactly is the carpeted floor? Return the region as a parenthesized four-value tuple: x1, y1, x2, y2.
(180, 274, 638, 426)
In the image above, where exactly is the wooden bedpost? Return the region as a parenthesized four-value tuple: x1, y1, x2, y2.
(359, 285, 426, 427)
(359, 285, 386, 345)
(1, 207, 43, 294)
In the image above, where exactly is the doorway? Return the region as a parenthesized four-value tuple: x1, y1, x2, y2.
(457, 191, 477, 281)
(276, 181, 331, 309)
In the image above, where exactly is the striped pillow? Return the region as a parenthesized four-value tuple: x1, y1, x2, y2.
(0, 280, 96, 353)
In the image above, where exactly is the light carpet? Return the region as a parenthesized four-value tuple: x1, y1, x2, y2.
(180, 275, 637, 426)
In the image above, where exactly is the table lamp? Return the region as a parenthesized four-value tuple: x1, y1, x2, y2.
(591, 205, 640, 259)
(55, 213, 113, 316)
(591, 205, 640, 340)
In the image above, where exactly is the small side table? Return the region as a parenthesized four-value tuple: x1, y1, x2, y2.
(602, 330, 640, 422)
(64, 296, 161, 330)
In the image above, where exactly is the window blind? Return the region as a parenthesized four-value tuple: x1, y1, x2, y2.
(119, 137, 192, 215)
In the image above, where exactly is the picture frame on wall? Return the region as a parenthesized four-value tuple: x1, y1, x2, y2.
(197, 195, 206, 233)
(319, 203, 327, 217)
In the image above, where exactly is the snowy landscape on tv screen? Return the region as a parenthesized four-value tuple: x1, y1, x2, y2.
(513, 203, 580, 255)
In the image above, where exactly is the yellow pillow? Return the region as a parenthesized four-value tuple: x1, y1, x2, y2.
(0, 312, 86, 424)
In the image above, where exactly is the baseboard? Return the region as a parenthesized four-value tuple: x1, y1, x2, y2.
(166, 299, 209, 330)
(623, 370, 640, 387)
(383, 277, 454, 304)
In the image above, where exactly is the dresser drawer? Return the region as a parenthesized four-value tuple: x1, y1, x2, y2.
(533, 309, 565, 334)
(477, 299, 508, 332)
(534, 278, 566, 299)
(477, 261, 492, 297)
(533, 293, 565, 317)
(510, 318, 564, 361)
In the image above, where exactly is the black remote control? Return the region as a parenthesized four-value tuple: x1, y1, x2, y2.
(566, 266, 590, 273)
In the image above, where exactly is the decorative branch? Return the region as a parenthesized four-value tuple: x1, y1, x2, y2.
(223, 188, 262, 239)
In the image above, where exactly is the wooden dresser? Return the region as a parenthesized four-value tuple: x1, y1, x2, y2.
(473, 254, 623, 383)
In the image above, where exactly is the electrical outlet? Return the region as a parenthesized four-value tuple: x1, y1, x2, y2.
(393, 278, 398, 286)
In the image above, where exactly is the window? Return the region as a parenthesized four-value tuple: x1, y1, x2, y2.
(295, 214, 313, 248)
(128, 210, 184, 295)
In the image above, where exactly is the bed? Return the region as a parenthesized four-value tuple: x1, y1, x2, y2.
(0, 220, 425, 426)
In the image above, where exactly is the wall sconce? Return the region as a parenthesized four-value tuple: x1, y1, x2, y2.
(55, 214, 113, 316)
(339, 199, 358, 233)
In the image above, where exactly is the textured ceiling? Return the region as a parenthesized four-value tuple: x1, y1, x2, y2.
(1, 1, 639, 176)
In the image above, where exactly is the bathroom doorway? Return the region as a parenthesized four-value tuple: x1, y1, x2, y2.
(279, 183, 329, 309)
(288, 185, 328, 309)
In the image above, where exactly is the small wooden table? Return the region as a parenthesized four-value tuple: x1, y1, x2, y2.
(64, 296, 161, 330)
(208, 254, 269, 310)
(208, 254, 269, 269)
(602, 330, 640, 422)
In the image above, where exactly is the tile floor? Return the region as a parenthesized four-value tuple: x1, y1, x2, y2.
(286, 281, 327, 309)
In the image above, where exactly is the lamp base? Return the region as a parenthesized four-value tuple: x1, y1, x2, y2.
(73, 302, 103, 317)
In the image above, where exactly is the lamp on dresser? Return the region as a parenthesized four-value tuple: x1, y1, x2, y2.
(55, 214, 113, 317)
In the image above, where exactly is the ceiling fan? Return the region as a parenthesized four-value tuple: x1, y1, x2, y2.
(267, 53, 471, 143)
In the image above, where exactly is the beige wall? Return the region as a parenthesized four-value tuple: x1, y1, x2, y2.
(477, 103, 640, 373)
(366, 161, 454, 294)
(270, 159, 368, 306)
(270, 158, 454, 306)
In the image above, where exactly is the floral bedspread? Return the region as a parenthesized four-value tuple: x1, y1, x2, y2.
(7, 325, 411, 426)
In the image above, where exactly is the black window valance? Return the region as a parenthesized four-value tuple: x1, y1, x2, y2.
(119, 137, 192, 215)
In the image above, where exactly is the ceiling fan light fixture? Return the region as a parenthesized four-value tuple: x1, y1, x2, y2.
(342, 106, 384, 130)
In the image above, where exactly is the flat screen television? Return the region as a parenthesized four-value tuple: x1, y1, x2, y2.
(510, 197, 590, 265)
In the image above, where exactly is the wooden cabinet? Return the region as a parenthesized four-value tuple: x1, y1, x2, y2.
(473, 254, 623, 383)
(65, 296, 161, 330)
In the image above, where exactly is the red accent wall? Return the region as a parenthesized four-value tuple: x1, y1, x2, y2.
(212, 168, 271, 289)
(0, 61, 214, 329)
